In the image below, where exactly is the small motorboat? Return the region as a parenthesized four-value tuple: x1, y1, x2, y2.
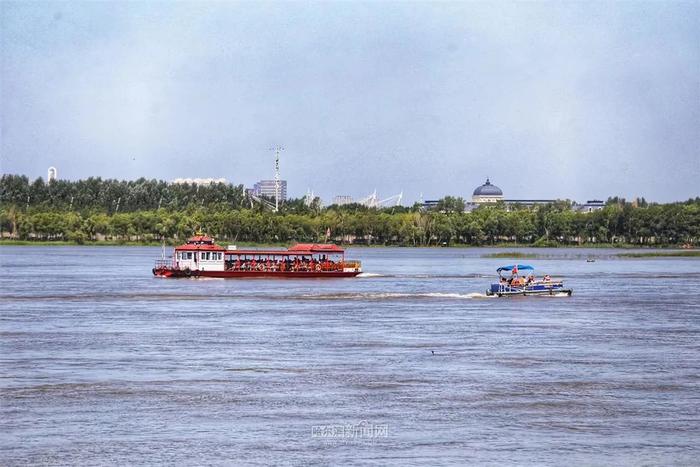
(486, 264, 572, 297)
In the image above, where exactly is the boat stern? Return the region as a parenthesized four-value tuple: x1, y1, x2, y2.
(343, 260, 362, 273)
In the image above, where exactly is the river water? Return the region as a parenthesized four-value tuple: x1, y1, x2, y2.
(1, 246, 699, 465)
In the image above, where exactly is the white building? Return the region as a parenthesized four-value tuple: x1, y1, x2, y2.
(48, 167, 57, 182)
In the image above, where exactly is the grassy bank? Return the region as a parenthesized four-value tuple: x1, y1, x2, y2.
(616, 251, 700, 258)
(481, 252, 540, 259)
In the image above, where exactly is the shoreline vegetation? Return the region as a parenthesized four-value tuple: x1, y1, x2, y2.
(1, 241, 698, 258)
(1, 175, 698, 249)
(482, 250, 700, 259)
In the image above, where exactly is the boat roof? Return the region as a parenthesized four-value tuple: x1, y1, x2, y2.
(175, 243, 225, 252)
(225, 244, 345, 256)
(497, 264, 535, 272)
(288, 243, 344, 253)
(175, 238, 344, 255)
(175, 234, 225, 251)
(187, 235, 213, 243)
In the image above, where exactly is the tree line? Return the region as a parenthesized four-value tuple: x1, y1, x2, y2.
(1, 175, 698, 246)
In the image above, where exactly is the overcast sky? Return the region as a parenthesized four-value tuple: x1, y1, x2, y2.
(1, 1, 698, 203)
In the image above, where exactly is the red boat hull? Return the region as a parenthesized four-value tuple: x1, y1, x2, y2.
(153, 268, 361, 278)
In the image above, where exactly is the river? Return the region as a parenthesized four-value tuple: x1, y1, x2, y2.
(1, 246, 699, 465)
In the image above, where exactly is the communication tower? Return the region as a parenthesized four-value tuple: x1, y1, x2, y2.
(270, 146, 284, 212)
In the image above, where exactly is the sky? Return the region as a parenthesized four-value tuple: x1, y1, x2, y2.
(1, 1, 699, 204)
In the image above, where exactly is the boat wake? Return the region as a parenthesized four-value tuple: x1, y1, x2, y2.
(358, 273, 489, 279)
(0, 291, 493, 303)
(299, 292, 494, 301)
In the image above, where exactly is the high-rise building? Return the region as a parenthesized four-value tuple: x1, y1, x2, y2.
(252, 180, 287, 202)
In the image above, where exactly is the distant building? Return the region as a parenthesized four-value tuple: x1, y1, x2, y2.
(462, 178, 600, 213)
(252, 179, 287, 202)
(573, 200, 605, 213)
(472, 178, 504, 203)
(171, 178, 228, 185)
(504, 199, 558, 207)
(333, 195, 354, 206)
(421, 200, 441, 211)
(48, 167, 57, 182)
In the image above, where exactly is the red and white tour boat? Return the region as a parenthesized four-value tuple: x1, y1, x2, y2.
(153, 235, 362, 278)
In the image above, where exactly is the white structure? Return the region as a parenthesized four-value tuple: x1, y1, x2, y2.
(472, 178, 504, 203)
(171, 178, 228, 185)
(358, 190, 403, 208)
(304, 189, 322, 207)
(48, 167, 57, 182)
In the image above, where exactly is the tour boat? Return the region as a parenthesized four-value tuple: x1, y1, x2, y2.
(152, 235, 362, 278)
(486, 264, 572, 297)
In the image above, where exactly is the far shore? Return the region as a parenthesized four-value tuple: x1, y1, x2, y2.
(0, 239, 696, 254)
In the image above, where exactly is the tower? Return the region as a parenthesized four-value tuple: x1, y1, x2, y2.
(270, 146, 284, 212)
(48, 167, 57, 182)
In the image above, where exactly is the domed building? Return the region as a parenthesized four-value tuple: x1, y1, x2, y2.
(472, 178, 504, 203)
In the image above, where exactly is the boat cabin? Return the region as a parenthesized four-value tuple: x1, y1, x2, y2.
(174, 235, 226, 272)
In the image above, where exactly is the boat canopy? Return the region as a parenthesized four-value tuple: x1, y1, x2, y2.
(288, 243, 345, 253)
(497, 264, 535, 273)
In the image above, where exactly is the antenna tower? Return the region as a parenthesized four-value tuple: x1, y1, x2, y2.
(270, 146, 284, 212)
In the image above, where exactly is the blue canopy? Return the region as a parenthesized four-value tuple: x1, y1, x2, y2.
(497, 264, 534, 273)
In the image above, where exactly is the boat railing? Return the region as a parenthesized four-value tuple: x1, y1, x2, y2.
(154, 259, 174, 269)
(222, 259, 356, 273)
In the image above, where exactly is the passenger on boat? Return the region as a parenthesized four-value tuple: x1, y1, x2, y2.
(543, 274, 551, 282)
